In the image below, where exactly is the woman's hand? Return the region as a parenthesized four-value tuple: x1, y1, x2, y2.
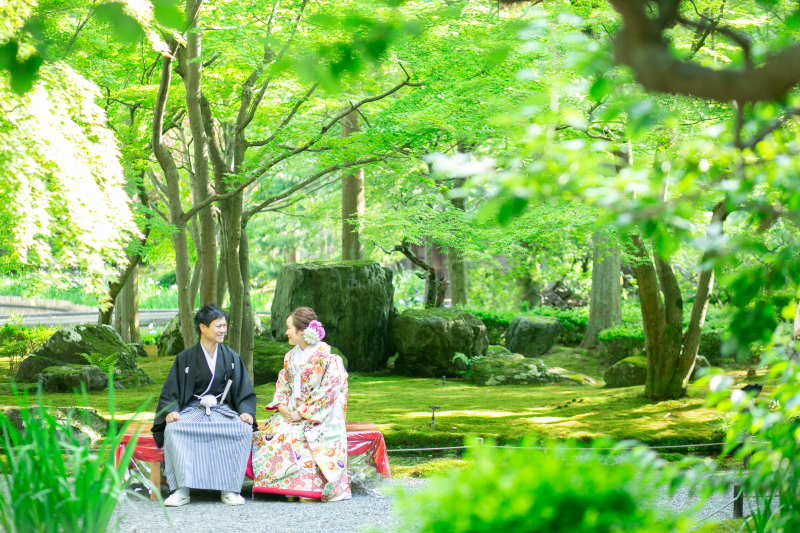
(277, 404, 302, 422)
(277, 404, 292, 422)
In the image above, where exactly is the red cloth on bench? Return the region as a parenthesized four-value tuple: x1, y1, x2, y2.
(115, 421, 390, 479)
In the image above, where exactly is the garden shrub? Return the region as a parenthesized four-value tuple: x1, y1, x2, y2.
(467, 306, 590, 346)
(464, 309, 516, 345)
(395, 440, 682, 533)
(598, 325, 645, 362)
(0, 316, 55, 370)
(531, 306, 589, 345)
(157, 270, 177, 286)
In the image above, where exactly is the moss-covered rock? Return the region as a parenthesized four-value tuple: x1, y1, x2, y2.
(270, 261, 395, 372)
(129, 343, 148, 358)
(393, 308, 488, 377)
(507, 316, 560, 358)
(37, 364, 108, 392)
(604, 356, 648, 387)
(15, 325, 152, 388)
(252, 338, 291, 386)
(159, 310, 263, 357)
(472, 353, 593, 386)
(488, 345, 511, 355)
(252, 338, 349, 386)
(157, 313, 184, 357)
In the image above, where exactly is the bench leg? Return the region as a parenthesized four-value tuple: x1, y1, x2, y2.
(150, 461, 161, 500)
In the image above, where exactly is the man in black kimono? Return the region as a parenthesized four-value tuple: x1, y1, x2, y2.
(152, 303, 257, 507)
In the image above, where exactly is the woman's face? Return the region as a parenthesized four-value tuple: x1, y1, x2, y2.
(285, 316, 303, 346)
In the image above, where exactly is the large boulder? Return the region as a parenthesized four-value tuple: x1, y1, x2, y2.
(603, 356, 648, 387)
(129, 343, 148, 358)
(15, 325, 152, 388)
(393, 308, 489, 377)
(252, 338, 349, 386)
(156, 313, 184, 357)
(270, 261, 395, 372)
(507, 316, 560, 358)
(472, 353, 594, 386)
(158, 310, 263, 357)
(38, 364, 108, 392)
(253, 339, 291, 386)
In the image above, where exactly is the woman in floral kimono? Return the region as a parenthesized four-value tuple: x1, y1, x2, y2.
(251, 307, 351, 502)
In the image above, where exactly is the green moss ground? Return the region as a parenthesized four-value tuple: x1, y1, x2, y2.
(1, 346, 771, 449)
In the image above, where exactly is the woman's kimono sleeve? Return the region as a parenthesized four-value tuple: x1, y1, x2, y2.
(265, 352, 292, 410)
(297, 355, 347, 424)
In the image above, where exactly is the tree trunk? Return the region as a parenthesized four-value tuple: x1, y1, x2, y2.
(394, 243, 439, 308)
(215, 224, 228, 307)
(98, 176, 151, 326)
(152, 39, 196, 349)
(115, 263, 141, 344)
(341, 111, 365, 261)
(448, 252, 467, 307)
(448, 176, 468, 306)
(188, 219, 203, 307)
(580, 233, 622, 349)
(630, 202, 728, 400)
(181, 0, 217, 305)
(284, 246, 297, 264)
(424, 242, 447, 306)
(239, 226, 255, 378)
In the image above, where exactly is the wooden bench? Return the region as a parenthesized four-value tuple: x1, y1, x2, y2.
(115, 421, 390, 499)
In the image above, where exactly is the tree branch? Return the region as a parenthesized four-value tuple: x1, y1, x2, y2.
(247, 83, 319, 147)
(606, 0, 800, 102)
(241, 155, 389, 224)
(238, 0, 310, 132)
(184, 76, 420, 222)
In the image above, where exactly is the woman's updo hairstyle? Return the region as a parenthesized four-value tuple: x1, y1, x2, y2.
(288, 307, 317, 331)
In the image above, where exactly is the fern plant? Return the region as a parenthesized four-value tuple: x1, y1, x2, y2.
(79, 352, 118, 374)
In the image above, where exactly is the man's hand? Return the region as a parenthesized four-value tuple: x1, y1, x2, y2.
(240, 413, 254, 425)
(166, 412, 180, 423)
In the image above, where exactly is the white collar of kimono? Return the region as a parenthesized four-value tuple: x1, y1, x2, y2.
(289, 342, 320, 408)
(199, 342, 218, 396)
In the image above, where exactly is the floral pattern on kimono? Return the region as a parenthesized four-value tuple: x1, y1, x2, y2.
(251, 342, 350, 501)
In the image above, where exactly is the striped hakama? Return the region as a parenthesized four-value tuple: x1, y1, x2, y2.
(164, 401, 253, 492)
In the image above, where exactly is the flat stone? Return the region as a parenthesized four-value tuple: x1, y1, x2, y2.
(472, 352, 593, 386)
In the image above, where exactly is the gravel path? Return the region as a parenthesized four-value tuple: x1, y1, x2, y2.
(113, 479, 424, 533)
(114, 476, 776, 533)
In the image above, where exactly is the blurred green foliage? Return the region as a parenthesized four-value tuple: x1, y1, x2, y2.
(0, 315, 55, 370)
(393, 440, 686, 533)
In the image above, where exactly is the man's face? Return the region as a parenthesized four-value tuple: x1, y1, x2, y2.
(200, 317, 227, 345)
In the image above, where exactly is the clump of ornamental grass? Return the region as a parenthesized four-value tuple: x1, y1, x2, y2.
(0, 378, 152, 533)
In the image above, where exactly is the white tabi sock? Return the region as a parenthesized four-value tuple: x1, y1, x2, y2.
(174, 487, 190, 498)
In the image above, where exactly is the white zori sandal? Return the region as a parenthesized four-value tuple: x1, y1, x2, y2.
(164, 488, 191, 507)
(221, 491, 245, 505)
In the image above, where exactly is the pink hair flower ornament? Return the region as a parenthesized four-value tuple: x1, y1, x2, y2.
(303, 320, 326, 344)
